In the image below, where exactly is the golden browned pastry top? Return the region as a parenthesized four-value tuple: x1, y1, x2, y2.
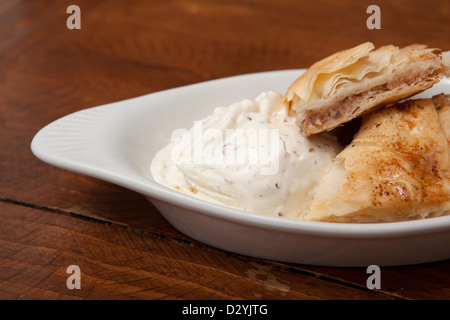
(304, 95, 450, 223)
(285, 42, 450, 136)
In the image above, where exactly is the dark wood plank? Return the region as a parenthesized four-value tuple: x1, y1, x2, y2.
(0, 201, 388, 300)
(302, 260, 450, 300)
(1, 0, 450, 300)
(2, 0, 450, 227)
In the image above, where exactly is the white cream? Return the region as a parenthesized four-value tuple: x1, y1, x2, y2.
(150, 91, 341, 219)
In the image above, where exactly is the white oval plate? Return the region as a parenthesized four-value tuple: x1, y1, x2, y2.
(31, 69, 450, 267)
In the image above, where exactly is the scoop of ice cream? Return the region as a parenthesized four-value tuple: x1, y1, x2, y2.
(150, 91, 341, 219)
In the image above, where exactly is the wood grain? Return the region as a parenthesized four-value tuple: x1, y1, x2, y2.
(1, 0, 450, 300)
(0, 201, 389, 300)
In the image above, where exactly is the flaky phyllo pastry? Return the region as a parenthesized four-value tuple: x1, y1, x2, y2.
(304, 95, 450, 223)
(284, 42, 450, 136)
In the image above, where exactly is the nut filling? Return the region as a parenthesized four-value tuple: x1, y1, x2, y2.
(302, 68, 442, 134)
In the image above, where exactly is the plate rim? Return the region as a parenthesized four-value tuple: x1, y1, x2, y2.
(30, 69, 450, 241)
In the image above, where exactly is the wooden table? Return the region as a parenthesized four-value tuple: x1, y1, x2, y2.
(1, 0, 450, 301)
